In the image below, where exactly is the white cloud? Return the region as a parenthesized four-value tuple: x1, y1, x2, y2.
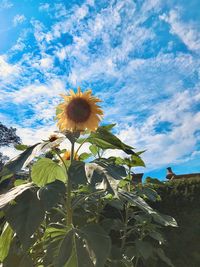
(111, 90, 200, 172)
(160, 9, 200, 52)
(0, 0, 13, 9)
(39, 3, 50, 12)
(0, 56, 20, 80)
(13, 14, 26, 27)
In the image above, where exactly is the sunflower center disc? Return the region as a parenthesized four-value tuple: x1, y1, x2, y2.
(66, 98, 91, 123)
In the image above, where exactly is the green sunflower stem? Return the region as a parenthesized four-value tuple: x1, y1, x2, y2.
(66, 140, 75, 226)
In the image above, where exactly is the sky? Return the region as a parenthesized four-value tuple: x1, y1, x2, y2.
(0, 0, 200, 180)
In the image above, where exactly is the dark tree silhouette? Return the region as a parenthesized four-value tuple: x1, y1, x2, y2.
(0, 122, 21, 170)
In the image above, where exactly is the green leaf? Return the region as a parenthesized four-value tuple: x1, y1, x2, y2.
(135, 240, 154, 260)
(0, 222, 14, 261)
(67, 235, 94, 267)
(156, 248, 174, 267)
(89, 145, 98, 156)
(79, 152, 92, 161)
(43, 225, 70, 266)
(130, 154, 145, 167)
(152, 213, 178, 227)
(55, 229, 74, 267)
(136, 187, 160, 202)
(68, 161, 88, 185)
(148, 231, 165, 243)
(3, 237, 34, 267)
(37, 180, 66, 211)
(0, 182, 33, 209)
(119, 191, 177, 227)
(80, 223, 111, 267)
(86, 159, 126, 193)
(100, 124, 116, 131)
(31, 158, 66, 186)
(5, 190, 45, 248)
(0, 143, 40, 177)
(0, 138, 65, 178)
(87, 127, 135, 154)
(14, 144, 29, 151)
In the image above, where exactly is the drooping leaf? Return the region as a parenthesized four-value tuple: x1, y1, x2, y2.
(136, 187, 160, 202)
(37, 180, 66, 211)
(119, 191, 177, 227)
(135, 240, 154, 260)
(87, 127, 135, 154)
(31, 158, 66, 186)
(0, 222, 14, 261)
(0, 137, 65, 178)
(63, 234, 94, 267)
(5, 190, 45, 248)
(3, 237, 34, 267)
(43, 225, 70, 266)
(69, 159, 126, 193)
(0, 143, 40, 177)
(80, 223, 111, 267)
(148, 231, 165, 243)
(0, 182, 34, 209)
(155, 248, 174, 267)
(54, 229, 74, 267)
(86, 159, 126, 193)
(68, 161, 88, 185)
(151, 213, 178, 227)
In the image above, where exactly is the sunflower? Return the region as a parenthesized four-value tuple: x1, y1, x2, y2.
(62, 150, 79, 161)
(49, 134, 59, 142)
(56, 87, 103, 132)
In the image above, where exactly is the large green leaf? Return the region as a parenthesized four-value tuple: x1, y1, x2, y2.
(87, 159, 126, 193)
(119, 191, 177, 227)
(5, 190, 45, 248)
(155, 248, 174, 267)
(69, 159, 126, 194)
(37, 180, 66, 211)
(43, 225, 70, 266)
(3, 237, 34, 267)
(0, 143, 40, 177)
(0, 222, 14, 261)
(0, 182, 33, 209)
(31, 158, 66, 186)
(65, 235, 94, 267)
(68, 161, 88, 185)
(45, 226, 94, 267)
(135, 240, 154, 260)
(80, 224, 111, 267)
(0, 137, 65, 178)
(87, 127, 135, 154)
(54, 229, 74, 267)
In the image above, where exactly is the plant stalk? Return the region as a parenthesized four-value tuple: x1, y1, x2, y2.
(66, 140, 75, 226)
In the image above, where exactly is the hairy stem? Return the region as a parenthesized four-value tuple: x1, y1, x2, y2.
(66, 141, 75, 226)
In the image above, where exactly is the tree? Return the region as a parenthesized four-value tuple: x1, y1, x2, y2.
(0, 122, 21, 170)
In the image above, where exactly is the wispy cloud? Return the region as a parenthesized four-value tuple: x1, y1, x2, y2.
(13, 14, 26, 27)
(0, 0, 13, 9)
(160, 9, 200, 52)
(0, 0, 200, 177)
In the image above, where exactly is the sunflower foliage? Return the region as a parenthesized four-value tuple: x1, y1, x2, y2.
(0, 124, 178, 267)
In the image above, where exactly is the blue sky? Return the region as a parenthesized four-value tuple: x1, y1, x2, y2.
(0, 0, 200, 180)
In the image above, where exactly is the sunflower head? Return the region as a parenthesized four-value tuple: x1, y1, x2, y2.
(62, 150, 79, 161)
(56, 87, 103, 132)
